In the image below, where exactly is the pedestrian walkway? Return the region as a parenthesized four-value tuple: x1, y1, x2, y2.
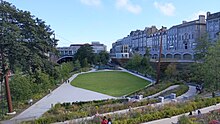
(142, 103, 220, 124)
(54, 85, 197, 124)
(146, 85, 179, 99)
(118, 67, 155, 83)
(2, 69, 115, 124)
(177, 85, 197, 100)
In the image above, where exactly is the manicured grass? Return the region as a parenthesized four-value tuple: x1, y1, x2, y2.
(71, 71, 150, 97)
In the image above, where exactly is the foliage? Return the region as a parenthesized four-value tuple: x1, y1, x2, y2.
(85, 97, 220, 124)
(157, 84, 189, 97)
(185, 63, 204, 84)
(188, 39, 220, 91)
(0, 1, 58, 74)
(71, 71, 150, 96)
(10, 74, 33, 101)
(74, 44, 94, 67)
(182, 38, 220, 91)
(127, 81, 181, 97)
(81, 58, 88, 67)
(165, 63, 178, 80)
(73, 59, 81, 71)
(125, 53, 155, 77)
(32, 97, 220, 124)
(96, 51, 110, 65)
(54, 62, 74, 82)
(126, 53, 142, 71)
(194, 34, 211, 61)
(178, 115, 195, 124)
(180, 109, 220, 124)
(201, 40, 220, 90)
(35, 98, 158, 123)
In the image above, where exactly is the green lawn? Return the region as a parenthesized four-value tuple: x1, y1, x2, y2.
(71, 71, 150, 97)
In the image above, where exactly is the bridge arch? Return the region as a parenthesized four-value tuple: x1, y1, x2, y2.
(161, 54, 165, 58)
(57, 56, 73, 64)
(183, 53, 192, 60)
(153, 54, 158, 59)
(166, 54, 173, 58)
(174, 54, 181, 59)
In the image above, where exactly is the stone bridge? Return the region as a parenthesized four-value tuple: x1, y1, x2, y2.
(56, 55, 73, 64)
(150, 49, 195, 61)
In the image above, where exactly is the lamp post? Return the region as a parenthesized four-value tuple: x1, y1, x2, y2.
(156, 27, 164, 84)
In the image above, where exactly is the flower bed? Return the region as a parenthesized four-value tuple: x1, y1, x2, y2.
(179, 108, 220, 124)
(127, 81, 182, 97)
(81, 97, 220, 124)
(157, 84, 189, 97)
(32, 99, 158, 124)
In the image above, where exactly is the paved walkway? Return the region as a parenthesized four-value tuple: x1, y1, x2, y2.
(146, 85, 179, 99)
(54, 85, 197, 124)
(118, 67, 155, 83)
(177, 85, 197, 100)
(2, 68, 198, 124)
(2, 69, 115, 124)
(143, 103, 220, 124)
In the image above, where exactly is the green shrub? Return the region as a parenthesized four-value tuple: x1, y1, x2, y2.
(178, 115, 195, 124)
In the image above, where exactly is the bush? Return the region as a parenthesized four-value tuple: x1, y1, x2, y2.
(178, 115, 195, 124)
(34, 96, 220, 124)
(127, 81, 179, 97)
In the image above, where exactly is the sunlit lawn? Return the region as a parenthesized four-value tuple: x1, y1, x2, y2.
(71, 71, 150, 97)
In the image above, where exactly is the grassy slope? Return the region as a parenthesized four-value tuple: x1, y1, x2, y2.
(71, 71, 150, 97)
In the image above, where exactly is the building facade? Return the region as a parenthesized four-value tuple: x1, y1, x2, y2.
(110, 15, 207, 61)
(164, 15, 206, 60)
(207, 12, 220, 42)
(110, 26, 158, 58)
(57, 42, 107, 57)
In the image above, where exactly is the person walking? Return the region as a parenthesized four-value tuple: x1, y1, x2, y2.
(107, 118, 112, 124)
(101, 116, 108, 124)
(198, 110, 201, 115)
(189, 111, 192, 116)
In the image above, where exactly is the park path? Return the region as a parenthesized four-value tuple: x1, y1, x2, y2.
(2, 69, 115, 124)
(142, 102, 220, 124)
(118, 67, 155, 83)
(55, 84, 197, 124)
(146, 85, 179, 99)
(141, 85, 197, 124)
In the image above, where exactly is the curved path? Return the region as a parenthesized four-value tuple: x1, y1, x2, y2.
(118, 67, 155, 83)
(143, 103, 220, 124)
(3, 69, 115, 124)
(146, 85, 179, 99)
(54, 85, 197, 124)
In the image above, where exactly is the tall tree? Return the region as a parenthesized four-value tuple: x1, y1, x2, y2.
(74, 44, 94, 67)
(164, 63, 178, 80)
(194, 34, 211, 61)
(0, 1, 58, 113)
(0, 1, 58, 74)
(201, 40, 220, 90)
(98, 51, 109, 65)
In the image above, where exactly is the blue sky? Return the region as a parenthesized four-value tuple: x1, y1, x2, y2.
(6, 0, 220, 51)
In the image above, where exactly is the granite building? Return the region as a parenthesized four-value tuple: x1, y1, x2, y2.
(206, 12, 220, 42)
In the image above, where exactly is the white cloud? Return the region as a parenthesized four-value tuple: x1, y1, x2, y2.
(187, 11, 206, 21)
(154, 1, 175, 16)
(116, 0, 142, 14)
(80, 0, 101, 6)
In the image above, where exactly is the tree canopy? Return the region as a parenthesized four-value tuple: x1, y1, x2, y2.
(73, 44, 94, 67)
(0, 1, 58, 75)
(0, 1, 60, 104)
